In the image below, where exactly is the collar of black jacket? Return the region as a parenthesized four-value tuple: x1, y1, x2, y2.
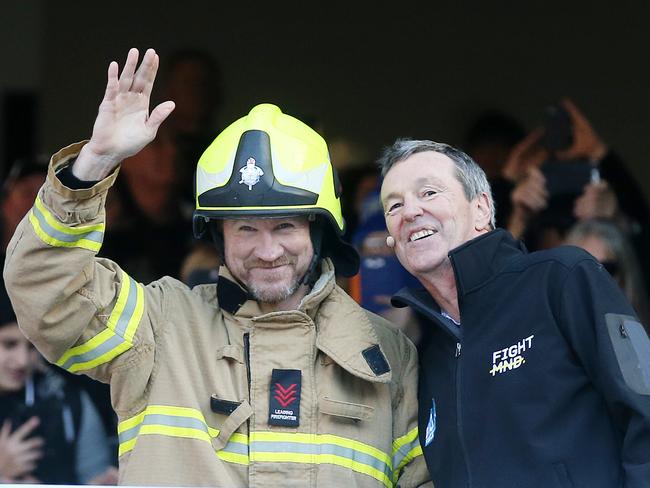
(392, 229, 526, 308)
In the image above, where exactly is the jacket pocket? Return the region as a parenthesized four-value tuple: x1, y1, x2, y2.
(552, 462, 575, 488)
(319, 396, 374, 421)
(605, 313, 650, 395)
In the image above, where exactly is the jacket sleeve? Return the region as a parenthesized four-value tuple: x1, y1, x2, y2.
(558, 258, 650, 487)
(391, 331, 432, 488)
(3, 142, 160, 416)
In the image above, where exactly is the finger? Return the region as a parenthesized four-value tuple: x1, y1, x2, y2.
(12, 417, 39, 440)
(102, 61, 120, 103)
(19, 445, 44, 461)
(525, 186, 547, 209)
(529, 180, 548, 199)
(526, 166, 546, 184)
(574, 200, 588, 220)
(132, 48, 158, 95)
(518, 128, 545, 153)
(13, 462, 36, 478)
(118, 48, 140, 92)
(560, 97, 582, 122)
(146, 101, 175, 132)
(0, 419, 12, 439)
(22, 436, 45, 451)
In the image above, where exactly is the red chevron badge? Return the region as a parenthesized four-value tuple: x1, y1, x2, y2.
(274, 382, 297, 407)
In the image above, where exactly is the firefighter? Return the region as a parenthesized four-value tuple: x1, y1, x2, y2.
(4, 48, 430, 487)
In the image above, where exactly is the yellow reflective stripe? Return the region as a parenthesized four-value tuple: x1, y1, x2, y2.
(120, 405, 212, 425)
(229, 432, 249, 445)
(250, 432, 393, 487)
(66, 340, 131, 373)
(139, 424, 212, 442)
(217, 451, 249, 465)
(119, 437, 137, 456)
(392, 427, 422, 482)
(117, 405, 235, 458)
(56, 328, 115, 367)
(118, 410, 147, 434)
(29, 197, 104, 252)
(396, 444, 422, 472)
(251, 451, 392, 487)
(124, 281, 144, 343)
(250, 431, 391, 466)
(118, 405, 220, 434)
(55, 271, 144, 373)
(392, 426, 419, 454)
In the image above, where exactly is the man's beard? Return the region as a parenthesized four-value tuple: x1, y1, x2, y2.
(244, 256, 303, 305)
(248, 277, 302, 305)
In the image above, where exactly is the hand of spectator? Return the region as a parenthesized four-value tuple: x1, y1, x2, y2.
(511, 167, 548, 213)
(573, 181, 619, 220)
(507, 167, 548, 238)
(74, 48, 175, 181)
(88, 466, 119, 485)
(501, 128, 548, 182)
(0, 418, 44, 481)
(556, 98, 608, 162)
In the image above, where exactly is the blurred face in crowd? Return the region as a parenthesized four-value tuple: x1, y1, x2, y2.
(381, 152, 490, 280)
(572, 234, 613, 263)
(2, 173, 46, 245)
(164, 59, 219, 133)
(568, 233, 621, 284)
(0, 323, 35, 394)
(222, 217, 313, 311)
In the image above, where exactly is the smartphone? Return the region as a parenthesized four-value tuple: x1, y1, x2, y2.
(540, 159, 592, 198)
(541, 105, 573, 151)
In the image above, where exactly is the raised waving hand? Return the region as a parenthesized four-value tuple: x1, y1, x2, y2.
(74, 48, 175, 181)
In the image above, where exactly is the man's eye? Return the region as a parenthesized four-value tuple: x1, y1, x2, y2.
(423, 189, 437, 197)
(387, 203, 402, 214)
(275, 222, 295, 231)
(239, 225, 257, 232)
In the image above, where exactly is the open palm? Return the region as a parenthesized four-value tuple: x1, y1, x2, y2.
(78, 48, 175, 179)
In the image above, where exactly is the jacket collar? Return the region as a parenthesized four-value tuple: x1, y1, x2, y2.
(216, 260, 391, 383)
(391, 229, 525, 339)
(448, 229, 526, 297)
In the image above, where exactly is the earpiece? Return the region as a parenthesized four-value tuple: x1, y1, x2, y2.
(386, 236, 395, 248)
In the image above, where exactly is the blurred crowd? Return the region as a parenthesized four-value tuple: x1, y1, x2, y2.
(0, 49, 648, 483)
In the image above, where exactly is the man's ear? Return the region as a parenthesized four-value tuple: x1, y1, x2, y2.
(474, 192, 492, 231)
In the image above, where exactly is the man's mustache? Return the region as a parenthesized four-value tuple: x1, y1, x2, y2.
(245, 256, 296, 270)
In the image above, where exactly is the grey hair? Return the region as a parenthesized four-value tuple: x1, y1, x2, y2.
(377, 138, 496, 229)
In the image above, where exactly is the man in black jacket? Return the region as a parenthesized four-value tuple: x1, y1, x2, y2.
(378, 138, 650, 488)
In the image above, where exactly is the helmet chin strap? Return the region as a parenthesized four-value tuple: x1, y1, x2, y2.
(300, 221, 323, 288)
(207, 221, 225, 261)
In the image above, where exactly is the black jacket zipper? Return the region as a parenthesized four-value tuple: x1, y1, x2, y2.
(243, 332, 251, 394)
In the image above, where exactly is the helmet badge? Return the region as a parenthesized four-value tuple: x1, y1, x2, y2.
(239, 157, 265, 190)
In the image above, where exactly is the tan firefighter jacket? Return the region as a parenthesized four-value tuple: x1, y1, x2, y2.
(3, 142, 431, 487)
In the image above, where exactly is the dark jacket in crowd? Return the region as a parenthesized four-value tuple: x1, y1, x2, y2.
(393, 229, 650, 488)
(1, 372, 84, 484)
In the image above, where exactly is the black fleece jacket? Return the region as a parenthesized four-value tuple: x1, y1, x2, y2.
(393, 229, 650, 488)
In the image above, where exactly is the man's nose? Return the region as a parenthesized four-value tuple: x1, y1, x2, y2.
(253, 232, 284, 261)
(402, 196, 424, 221)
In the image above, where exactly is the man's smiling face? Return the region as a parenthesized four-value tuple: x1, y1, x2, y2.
(222, 216, 313, 308)
(381, 151, 484, 279)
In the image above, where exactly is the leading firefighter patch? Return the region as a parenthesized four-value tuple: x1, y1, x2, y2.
(268, 369, 302, 427)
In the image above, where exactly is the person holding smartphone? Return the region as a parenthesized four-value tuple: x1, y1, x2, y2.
(0, 280, 117, 484)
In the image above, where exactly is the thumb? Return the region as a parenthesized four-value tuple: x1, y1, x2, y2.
(147, 101, 175, 132)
